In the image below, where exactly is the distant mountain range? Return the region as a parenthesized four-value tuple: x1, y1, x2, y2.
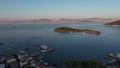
(0, 18, 119, 24)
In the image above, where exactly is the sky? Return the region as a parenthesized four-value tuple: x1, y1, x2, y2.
(0, 0, 120, 21)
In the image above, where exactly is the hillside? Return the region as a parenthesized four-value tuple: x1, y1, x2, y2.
(105, 20, 120, 26)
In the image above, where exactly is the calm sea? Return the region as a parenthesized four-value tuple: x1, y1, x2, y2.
(0, 22, 120, 65)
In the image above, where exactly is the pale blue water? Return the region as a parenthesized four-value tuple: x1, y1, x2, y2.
(0, 22, 120, 65)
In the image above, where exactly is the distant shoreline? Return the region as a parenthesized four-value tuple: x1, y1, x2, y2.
(0, 18, 118, 24)
(105, 20, 120, 26)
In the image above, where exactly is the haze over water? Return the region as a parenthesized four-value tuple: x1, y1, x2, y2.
(0, 22, 120, 64)
(0, 0, 120, 21)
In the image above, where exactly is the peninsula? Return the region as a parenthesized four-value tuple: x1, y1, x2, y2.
(105, 20, 120, 26)
(54, 27, 101, 35)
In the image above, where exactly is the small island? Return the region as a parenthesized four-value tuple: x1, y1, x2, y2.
(105, 20, 120, 26)
(54, 27, 101, 35)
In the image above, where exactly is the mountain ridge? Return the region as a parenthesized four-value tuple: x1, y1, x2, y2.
(0, 18, 119, 24)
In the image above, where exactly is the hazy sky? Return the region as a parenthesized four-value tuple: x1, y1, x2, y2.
(0, 0, 120, 21)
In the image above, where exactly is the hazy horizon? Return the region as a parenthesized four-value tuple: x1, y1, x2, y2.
(0, 0, 120, 21)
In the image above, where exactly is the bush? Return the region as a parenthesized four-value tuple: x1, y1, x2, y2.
(65, 60, 81, 68)
(81, 60, 104, 68)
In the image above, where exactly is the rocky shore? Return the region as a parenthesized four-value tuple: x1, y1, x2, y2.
(0, 45, 56, 68)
